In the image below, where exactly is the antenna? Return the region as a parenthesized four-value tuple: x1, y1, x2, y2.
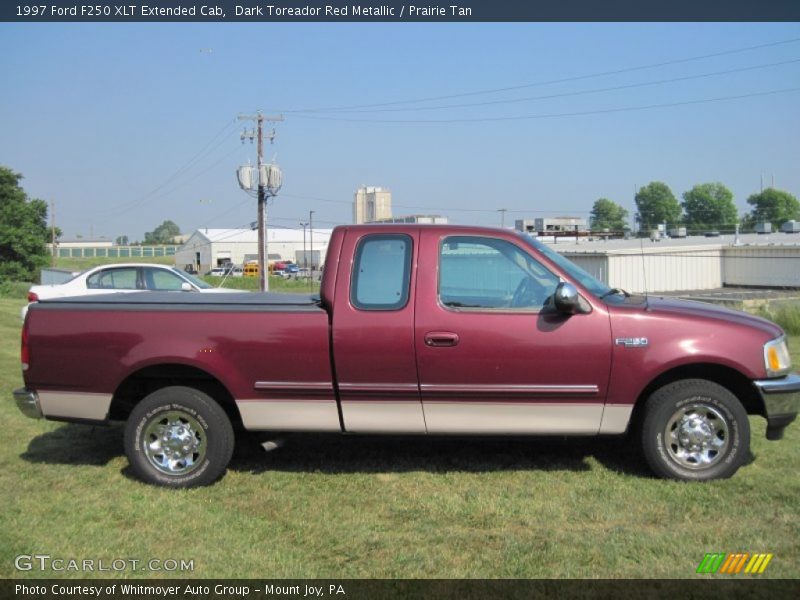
(640, 238, 650, 308)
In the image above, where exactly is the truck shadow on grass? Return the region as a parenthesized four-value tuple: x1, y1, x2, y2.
(21, 423, 125, 466)
(21, 424, 654, 478)
(232, 433, 653, 477)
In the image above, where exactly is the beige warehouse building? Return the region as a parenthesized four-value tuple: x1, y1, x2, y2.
(555, 233, 800, 292)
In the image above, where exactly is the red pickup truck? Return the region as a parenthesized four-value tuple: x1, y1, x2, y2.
(13, 225, 800, 487)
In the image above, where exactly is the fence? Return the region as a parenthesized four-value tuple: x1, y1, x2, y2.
(54, 245, 181, 259)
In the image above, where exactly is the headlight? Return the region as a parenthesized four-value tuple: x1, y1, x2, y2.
(764, 336, 792, 377)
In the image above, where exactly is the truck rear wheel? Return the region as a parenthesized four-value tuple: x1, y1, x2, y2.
(641, 379, 749, 481)
(124, 386, 234, 488)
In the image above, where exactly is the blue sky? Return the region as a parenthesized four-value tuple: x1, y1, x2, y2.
(1, 22, 799, 240)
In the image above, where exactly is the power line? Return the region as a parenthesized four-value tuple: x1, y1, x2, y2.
(290, 86, 800, 124)
(193, 197, 252, 230)
(309, 58, 800, 114)
(279, 37, 800, 113)
(84, 120, 239, 221)
(90, 143, 243, 237)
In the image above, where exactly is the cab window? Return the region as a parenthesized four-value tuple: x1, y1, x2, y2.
(351, 234, 412, 310)
(439, 236, 559, 310)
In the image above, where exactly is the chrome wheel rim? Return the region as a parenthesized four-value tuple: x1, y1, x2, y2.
(142, 410, 206, 475)
(665, 402, 730, 470)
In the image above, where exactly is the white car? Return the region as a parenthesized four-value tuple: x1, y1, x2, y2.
(22, 263, 240, 320)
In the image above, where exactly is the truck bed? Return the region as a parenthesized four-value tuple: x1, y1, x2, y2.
(24, 292, 337, 430)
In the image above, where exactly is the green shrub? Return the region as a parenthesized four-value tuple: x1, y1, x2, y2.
(0, 280, 31, 299)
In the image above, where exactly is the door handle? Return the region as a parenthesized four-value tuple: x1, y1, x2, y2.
(424, 331, 459, 347)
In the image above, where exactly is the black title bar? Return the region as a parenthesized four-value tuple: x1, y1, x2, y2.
(4, 1, 800, 22)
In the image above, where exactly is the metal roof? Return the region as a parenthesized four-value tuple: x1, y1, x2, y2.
(550, 233, 800, 255)
(193, 227, 333, 244)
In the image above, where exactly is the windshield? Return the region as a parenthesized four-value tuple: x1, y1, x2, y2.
(519, 234, 612, 299)
(172, 267, 212, 289)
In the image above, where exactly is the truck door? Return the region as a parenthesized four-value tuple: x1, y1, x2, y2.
(331, 228, 426, 432)
(414, 231, 613, 434)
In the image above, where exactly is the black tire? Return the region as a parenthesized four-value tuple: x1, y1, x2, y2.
(124, 386, 234, 488)
(641, 379, 749, 481)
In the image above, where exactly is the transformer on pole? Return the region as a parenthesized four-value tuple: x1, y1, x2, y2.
(236, 112, 284, 292)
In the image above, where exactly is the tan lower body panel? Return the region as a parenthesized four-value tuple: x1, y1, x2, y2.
(236, 399, 632, 435)
(38, 391, 113, 421)
(341, 401, 426, 433)
(422, 402, 604, 434)
(236, 400, 340, 431)
(599, 404, 634, 434)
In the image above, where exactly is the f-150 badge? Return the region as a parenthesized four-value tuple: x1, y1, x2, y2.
(615, 337, 649, 348)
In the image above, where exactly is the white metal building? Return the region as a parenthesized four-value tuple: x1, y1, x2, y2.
(175, 227, 332, 274)
(554, 233, 800, 292)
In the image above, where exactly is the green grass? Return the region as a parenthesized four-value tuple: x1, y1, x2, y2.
(756, 302, 800, 336)
(1, 298, 798, 579)
(201, 275, 320, 293)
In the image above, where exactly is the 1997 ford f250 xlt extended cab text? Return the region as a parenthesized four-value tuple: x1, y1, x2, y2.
(13, 225, 800, 487)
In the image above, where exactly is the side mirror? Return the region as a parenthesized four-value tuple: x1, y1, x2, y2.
(181, 282, 193, 292)
(553, 282, 582, 314)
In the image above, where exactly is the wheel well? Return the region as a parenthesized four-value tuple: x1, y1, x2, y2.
(629, 363, 764, 431)
(109, 364, 242, 428)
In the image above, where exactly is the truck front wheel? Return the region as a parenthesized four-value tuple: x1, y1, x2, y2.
(641, 379, 750, 481)
(124, 386, 234, 487)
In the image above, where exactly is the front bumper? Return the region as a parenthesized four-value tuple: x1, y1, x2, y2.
(12, 388, 42, 419)
(753, 373, 800, 440)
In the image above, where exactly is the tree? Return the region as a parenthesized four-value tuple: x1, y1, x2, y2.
(682, 183, 738, 233)
(589, 198, 629, 231)
(144, 220, 181, 245)
(0, 166, 50, 282)
(746, 188, 800, 229)
(115, 235, 129, 246)
(635, 181, 682, 231)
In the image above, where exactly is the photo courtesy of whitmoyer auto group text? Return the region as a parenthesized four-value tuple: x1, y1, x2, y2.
(1, 1, 799, 598)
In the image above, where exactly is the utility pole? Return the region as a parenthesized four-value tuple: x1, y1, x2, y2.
(309, 210, 315, 281)
(51, 200, 56, 267)
(300, 221, 309, 275)
(238, 111, 284, 292)
(498, 208, 507, 228)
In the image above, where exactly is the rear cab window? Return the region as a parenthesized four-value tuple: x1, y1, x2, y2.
(350, 234, 412, 311)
